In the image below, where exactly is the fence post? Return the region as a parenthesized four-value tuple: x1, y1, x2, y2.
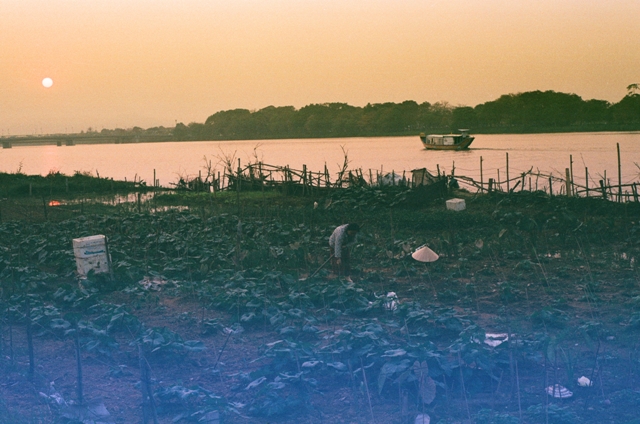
(506, 153, 510, 192)
(549, 177, 553, 197)
(303, 164, 307, 195)
(585, 167, 589, 197)
(488, 178, 494, 193)
(570, 155, 574, 196)
(565, 168, 571, 197)
(324, 164, 330, 188)
(617, 143, 622, 202)
(480, 156, 484, 193)
(599, 180, 607, 199)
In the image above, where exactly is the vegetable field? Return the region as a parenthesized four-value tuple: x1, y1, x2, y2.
(1, 175, 640, 423)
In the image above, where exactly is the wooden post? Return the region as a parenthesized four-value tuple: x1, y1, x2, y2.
(303, 164, 307, 195)
(569, 155, 574, 196)
(549, 176, 553, 197)
(599, 180, 607, 199)
(497, 169, 501, 191)
(617, 143, 622, 202)
(480, 156, 484, 193)
(632, 183, 638, 202)
(565, 168, 571, 197)
(608, 179, 614, 199)
(153, 169, 156, 188)
(506, 153, 510, 192)
(585, 167, 589, 197)
(324, 164, 329, 187)
(488, 178, 494, 193)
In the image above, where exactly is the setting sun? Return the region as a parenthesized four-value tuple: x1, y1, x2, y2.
(42, 77, 53, 88)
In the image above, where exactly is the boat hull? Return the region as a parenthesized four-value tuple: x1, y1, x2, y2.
(420, 133, 474, 150)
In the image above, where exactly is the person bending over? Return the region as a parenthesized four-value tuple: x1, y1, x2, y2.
(328, 223, 360, 281)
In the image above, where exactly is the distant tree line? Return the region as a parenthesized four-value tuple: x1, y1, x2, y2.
(169, 88, 638, 141)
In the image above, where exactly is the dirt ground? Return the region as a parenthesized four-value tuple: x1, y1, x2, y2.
(2, 258, 640, 424)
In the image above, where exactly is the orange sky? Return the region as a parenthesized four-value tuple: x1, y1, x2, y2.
(1, 0, 639, 135)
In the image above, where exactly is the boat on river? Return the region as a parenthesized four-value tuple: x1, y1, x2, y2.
(419, 130, 474, 150)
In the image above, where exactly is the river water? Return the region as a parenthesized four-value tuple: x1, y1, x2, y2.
(1, 132, 639, 192)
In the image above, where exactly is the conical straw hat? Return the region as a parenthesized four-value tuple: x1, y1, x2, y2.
(412, 245, 439, 263)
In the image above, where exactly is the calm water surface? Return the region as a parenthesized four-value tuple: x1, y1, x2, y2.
(1, 132, 638, 190)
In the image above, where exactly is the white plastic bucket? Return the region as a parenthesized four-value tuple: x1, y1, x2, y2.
(72, 235, 111, 277)
(446, 198, 466, 211)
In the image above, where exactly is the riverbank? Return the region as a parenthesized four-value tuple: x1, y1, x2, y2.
(1, 173, 639, 423)
(4, 127, 640, 149)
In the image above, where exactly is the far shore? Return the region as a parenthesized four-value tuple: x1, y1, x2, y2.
(3, 128, 640, 148)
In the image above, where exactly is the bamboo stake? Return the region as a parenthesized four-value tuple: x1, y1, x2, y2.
(139, 345, 159, 424)
(570, 155, 574, 196)
(75, 332, 83, 404)
(617, 143, 622, 202)
(480, 156, 484, 193)
(506, 153, 510, 192)
(360, 357, 375, 423)
(585, 167, 589, 197)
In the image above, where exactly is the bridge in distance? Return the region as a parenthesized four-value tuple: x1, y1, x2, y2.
(1, 133, 174, 148)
